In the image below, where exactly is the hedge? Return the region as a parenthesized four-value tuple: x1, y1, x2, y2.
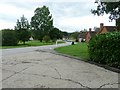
(88, 31, 120, 69)
(2, 29, 19, 46)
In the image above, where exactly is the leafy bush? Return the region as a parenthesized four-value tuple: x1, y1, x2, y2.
(16, 29, 31, 45)
(75, 39, 79, 42)
(89, 31, 120, 69)
(2, 29, 19, 46)
(43, 35, 51, 42)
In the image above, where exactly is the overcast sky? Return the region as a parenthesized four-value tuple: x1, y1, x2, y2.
(0, 0, 115, 32)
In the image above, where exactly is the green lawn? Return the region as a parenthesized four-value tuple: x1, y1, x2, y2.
(1, 40, 64, 49)
(54, 43, 89, 61)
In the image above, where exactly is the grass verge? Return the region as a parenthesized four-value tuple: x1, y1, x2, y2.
(54, 43, 89, 61)
(1, 40, 65, 49)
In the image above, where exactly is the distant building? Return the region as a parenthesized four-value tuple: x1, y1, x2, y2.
(97, 23, 116, 34)
(86, 23, 117, 43)
(78, 31, 86, 42)
(29, 36, 34, 41)
(86, 28, 97, 43)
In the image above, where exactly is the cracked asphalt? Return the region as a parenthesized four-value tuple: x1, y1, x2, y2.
(1, 43, 120, 89)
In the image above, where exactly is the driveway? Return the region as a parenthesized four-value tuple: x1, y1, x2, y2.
(1, 43, 119, 89)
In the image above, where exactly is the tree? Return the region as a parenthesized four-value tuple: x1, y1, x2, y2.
(43, 35, 51, 42)
(31, 6, 53, 42)
(91, 0, 120, 30)
(2, 29, 19, 46)
(15, 15, 31, 44)
(49, 27, 63, 42)
(71, 31, 80, 40)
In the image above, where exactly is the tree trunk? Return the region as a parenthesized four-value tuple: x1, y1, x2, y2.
(116, 18, 120, 31)
(23, 41, 25, 45)
(39, 39, 42, 42)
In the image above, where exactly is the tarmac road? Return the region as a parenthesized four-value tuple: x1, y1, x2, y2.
(2, 43, 71, 56)
(1, 43, 119, 89)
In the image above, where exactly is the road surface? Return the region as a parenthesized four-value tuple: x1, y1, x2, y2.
(2, 43, 71, 56)
(1, 43, 119, 89)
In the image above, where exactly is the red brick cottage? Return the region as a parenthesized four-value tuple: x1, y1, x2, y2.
(86, 28, 96, 43)
(86, 23, 116, 43)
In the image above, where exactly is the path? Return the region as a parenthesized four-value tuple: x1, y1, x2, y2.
(1, 43, 119, 89)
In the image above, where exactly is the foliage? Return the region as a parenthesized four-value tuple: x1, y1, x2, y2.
(70, 31, 80, 39)
(89, 31, 120, 69)
(62, 31, 69, 37)
(1, 40, 55, 49)
(31, 6, 53, 42)
(49, 27, 63, 41)
(75, 39, 79, 42)
(91, 0, 120, 20)
(2, 29, 19, 46)
(15, 15, 31, 44)
(43, 35, 51, 42)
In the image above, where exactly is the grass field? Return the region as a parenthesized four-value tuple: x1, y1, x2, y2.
(1, 40, 65, 49)
(54, 43, 89, 60)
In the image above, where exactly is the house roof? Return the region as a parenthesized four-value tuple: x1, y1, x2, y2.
(98, 26, 116, 34)
(78, 32, 87, 39)
(105, 26, 116, 32)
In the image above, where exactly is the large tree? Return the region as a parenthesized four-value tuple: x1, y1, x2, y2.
(31, 6, 53, 42)
(91, 0, 120, 30)
(15, 15, 31, 44)
(49, 27, 63, 41)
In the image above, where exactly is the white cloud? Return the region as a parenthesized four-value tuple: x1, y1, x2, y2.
(54, 14, 115, 32)
(0, 20, 15, 29)
(0, 0, 115, 32)
(0, 3, 33, 20)
(1, 0, 95, 3)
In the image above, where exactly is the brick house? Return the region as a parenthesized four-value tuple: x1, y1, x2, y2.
(86, 23, 117, 43)
(86, 28, 97, 43)
(97, 23, 116, 34)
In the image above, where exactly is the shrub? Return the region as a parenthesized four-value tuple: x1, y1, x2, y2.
(16, 29, 31, 45)
(75, 39, 79, 42)
(43, 35, 51, 42)
(89, 31, 120, 69)
(52, 38, 57, 42)
(2, 29, 19, 46)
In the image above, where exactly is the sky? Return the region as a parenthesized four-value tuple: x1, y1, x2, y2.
(0, 0, 115, 32)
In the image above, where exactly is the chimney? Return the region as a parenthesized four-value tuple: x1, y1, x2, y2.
(89, 28, 92, 32)
(100, 23, 104, 30)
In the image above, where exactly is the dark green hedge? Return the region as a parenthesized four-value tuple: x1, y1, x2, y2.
(89, 31, 120, 69)
(2, 29, 19, 46)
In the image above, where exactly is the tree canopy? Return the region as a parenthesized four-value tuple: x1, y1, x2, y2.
(91, 0, 120, 20)
(49, 27, 63, 41)
(91, 0, 120, 30)
(31, 6, 53, 42)
(15, 15, 31, 44)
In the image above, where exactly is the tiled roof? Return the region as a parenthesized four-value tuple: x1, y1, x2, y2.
(78, 32, 87, 39)
(105, 26, 116, 32)
(97, 26, 116, 34)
